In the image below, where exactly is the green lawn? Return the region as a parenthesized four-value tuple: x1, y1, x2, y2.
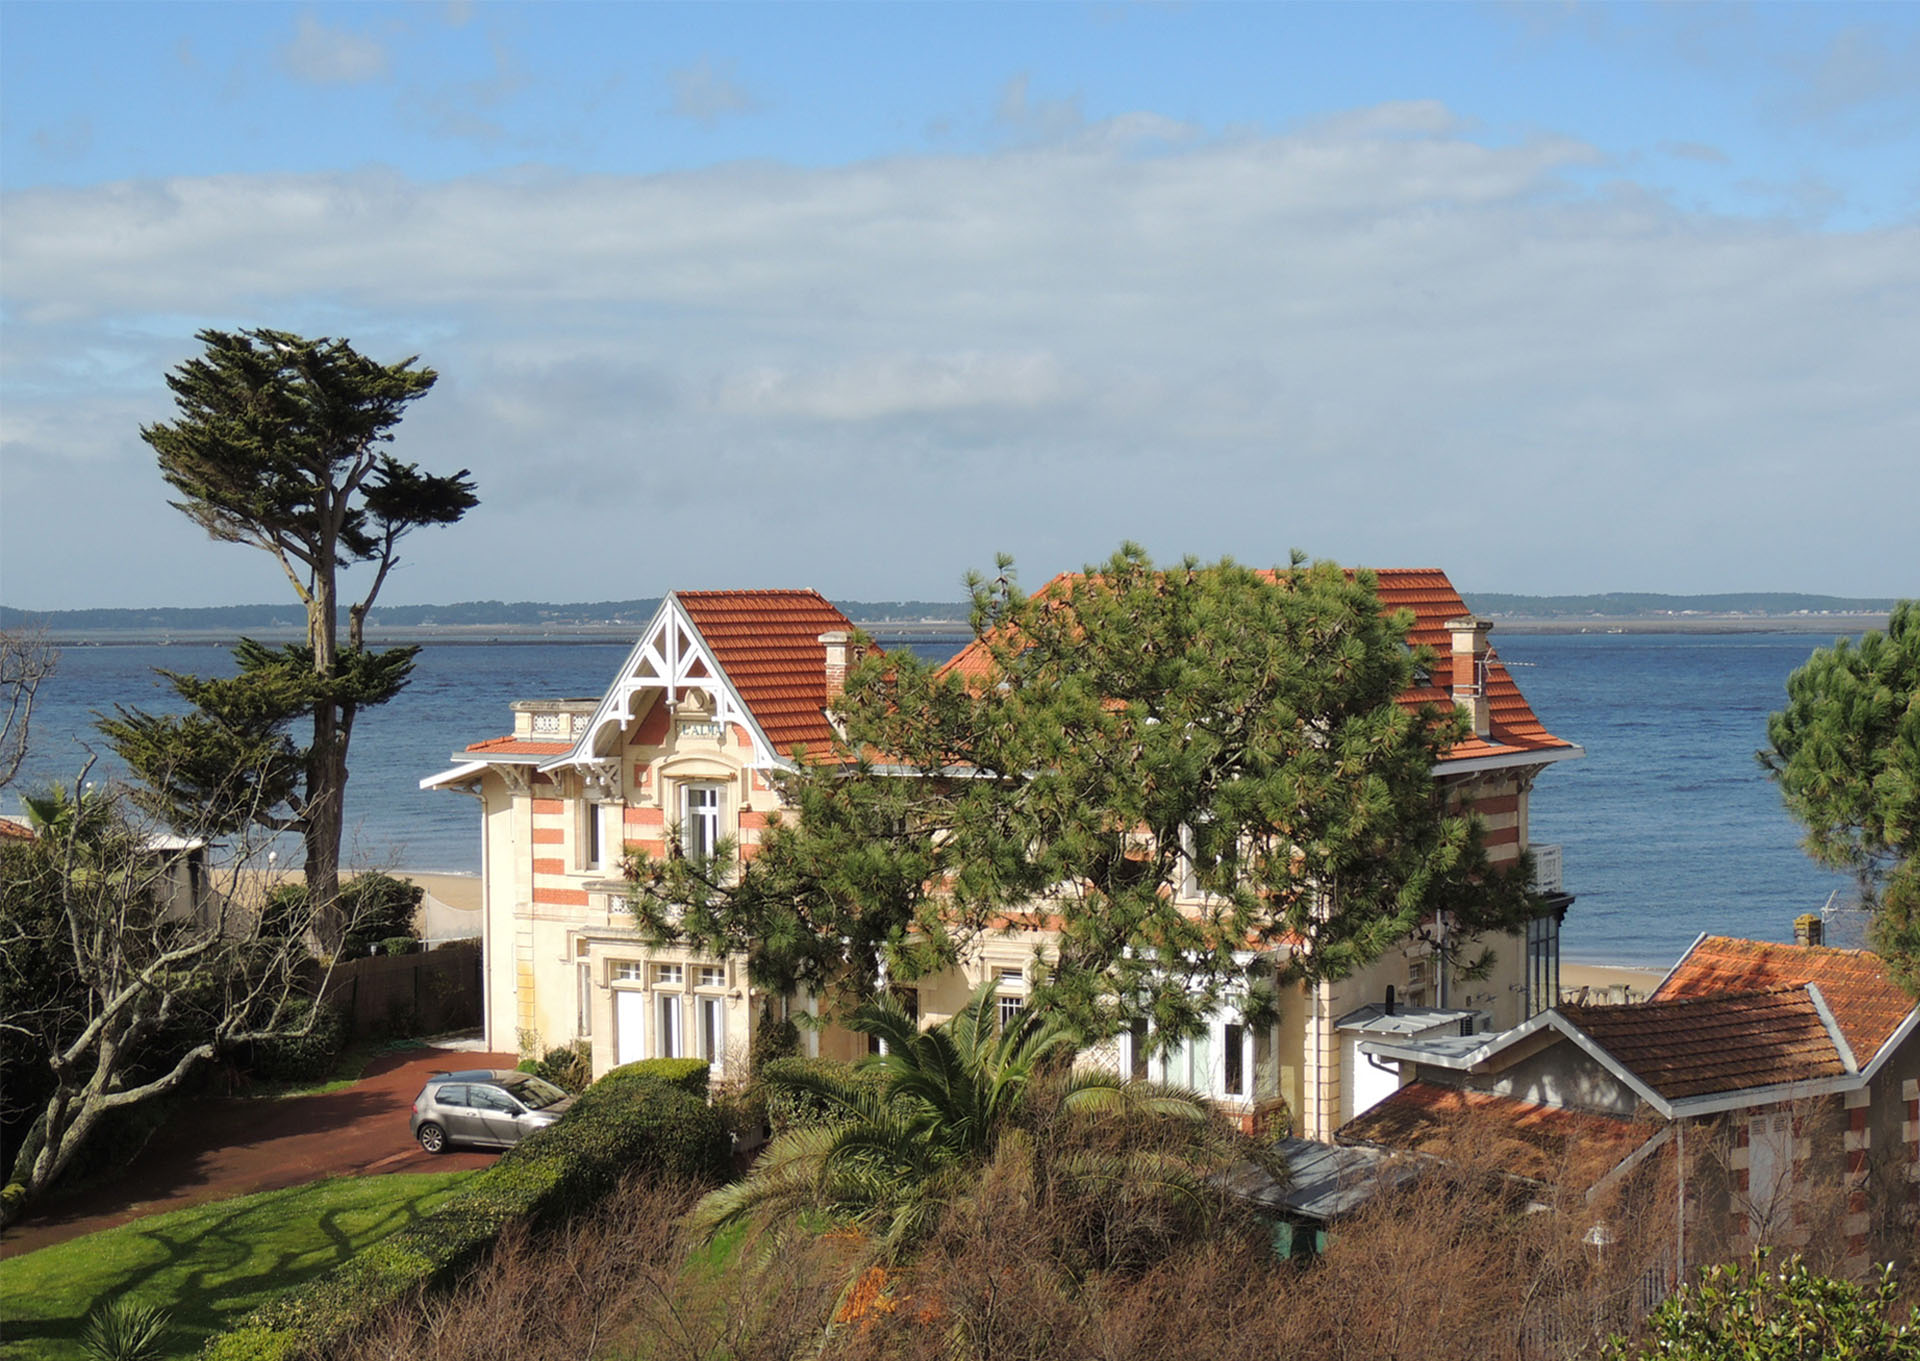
(0, 1172, 471, 1361)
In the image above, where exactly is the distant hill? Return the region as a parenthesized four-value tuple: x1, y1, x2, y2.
(0, 598, 975, 635)
(1460, 592, 1901, 619)
(2, 591, 1903, 639)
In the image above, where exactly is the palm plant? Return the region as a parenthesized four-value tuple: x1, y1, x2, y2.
(697, 981, 1248, 1262)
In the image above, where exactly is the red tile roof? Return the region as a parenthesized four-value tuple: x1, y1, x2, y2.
(1652, 935, 1913, 1067)
(676, 590, 859, 758)
(1562, 988, 1849, 1100)
(938, 566, 1570, 767)
(0, 817, 35, 841)
(1339, 1081, 1658, 1184)
(464, 736, 575, 757)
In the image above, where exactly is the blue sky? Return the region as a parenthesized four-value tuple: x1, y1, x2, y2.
(2, 2, 1916, 607)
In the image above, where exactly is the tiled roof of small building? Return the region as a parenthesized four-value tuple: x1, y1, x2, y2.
(1561, 987, 1849, 1100)
(1338, 1082, 1658, 1184)
(1652, 935, 1912, 1067)
(938, 566, 1570, 766)
(676, 590, 858, 758)
(463, 736, 575, 756)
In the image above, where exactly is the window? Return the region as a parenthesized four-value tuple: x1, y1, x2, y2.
(1179, 820, 1220, 900)
(682, 784, 723, 859)
(656, 962, 684, 987)
(612, 960, 643, 982)
(1126, 1020, 1150, 1081)
(697, 995, 725, 1070)
(1223, 1023, 1247, 1100)
(1748, 1110, 1794, 1225)
(699, 965, 726, 988)
(1526, 911, 1561, 1018)
(585, 801, 603, 868)
(657, 994, 683, 1058)
(996, 967, 1026, 1030)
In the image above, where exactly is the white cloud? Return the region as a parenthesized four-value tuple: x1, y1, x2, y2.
(668, 57, 761, 126)
(2, 107, 1915, 607)
(277, 14, 389, 87)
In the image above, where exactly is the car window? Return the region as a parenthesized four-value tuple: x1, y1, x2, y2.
(507, 1076, 569, 1110)
(472, 1086, 519, 1112)
(434, 1083, 469, 1107)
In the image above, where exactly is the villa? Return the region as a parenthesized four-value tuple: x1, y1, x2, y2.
(423, 568, 1580, 1137)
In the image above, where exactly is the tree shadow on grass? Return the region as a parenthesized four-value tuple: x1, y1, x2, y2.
(0, 1175, 464, 1360)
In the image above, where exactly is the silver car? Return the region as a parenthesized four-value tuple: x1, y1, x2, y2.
(410, 1069, 575, 1154)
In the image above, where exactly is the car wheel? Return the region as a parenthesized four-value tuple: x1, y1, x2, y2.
(417, 1122, 448, 1155)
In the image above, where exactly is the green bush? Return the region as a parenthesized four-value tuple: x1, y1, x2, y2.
(376, 936, 417, 957)
(237, 1000, 346, 1084)
(337, 874, 422, 956)
(622, 1056, 711, 1098)
(758, 1055, 888, 1135)
(81, 1297, 172, 1361)
(1604, 1250, 1919, 1361)
(748, 1010, 800, 1074)
(200, 1062, 728, 1359)
(516, 1041, 593, 1093)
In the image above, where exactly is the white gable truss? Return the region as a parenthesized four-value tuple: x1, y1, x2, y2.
(541, 595, 786, 782)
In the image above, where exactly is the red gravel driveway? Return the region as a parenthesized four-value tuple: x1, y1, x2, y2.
(0, 1045, 518, 1259)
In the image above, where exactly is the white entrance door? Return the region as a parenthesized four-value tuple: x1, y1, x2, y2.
(615, 989, 646, 1065)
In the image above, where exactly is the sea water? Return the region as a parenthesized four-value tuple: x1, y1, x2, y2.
(9, 632, 1858, 969)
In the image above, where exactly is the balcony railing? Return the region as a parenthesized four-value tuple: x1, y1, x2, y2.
(1531, 843, 1564, 896)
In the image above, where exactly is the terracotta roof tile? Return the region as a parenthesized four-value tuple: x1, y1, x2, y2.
(465, 736, 575, 756)
(1562, 987, 1849, 1100)
(675, 590, 861, 758)
(937, 566, 1570, 766)
(1652, 935, 1913, 1067)
(1338, 1082, 1659, 1185)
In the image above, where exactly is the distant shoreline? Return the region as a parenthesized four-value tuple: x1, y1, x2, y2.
(32, 614, 1888, 647)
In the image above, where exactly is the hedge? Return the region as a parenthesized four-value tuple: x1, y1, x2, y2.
(200, 1059, 727, 1360)
(759, 1055, 892, 1136)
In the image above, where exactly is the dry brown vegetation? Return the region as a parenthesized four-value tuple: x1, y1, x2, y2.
(334, 1099, 1894, 1361)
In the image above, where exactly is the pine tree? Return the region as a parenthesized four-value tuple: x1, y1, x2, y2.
(1764, 601, 1920, 990)
(631, 545, 1533, 1044)
(100, 329, 475, 938)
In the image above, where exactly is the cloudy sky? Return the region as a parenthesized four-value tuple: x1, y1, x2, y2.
(2, 2, 1916, 610)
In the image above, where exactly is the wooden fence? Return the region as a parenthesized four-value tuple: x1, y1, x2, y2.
(317, 941, 482, 1041)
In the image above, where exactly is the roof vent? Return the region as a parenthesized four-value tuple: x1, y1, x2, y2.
(1445, 616, 1493, 739)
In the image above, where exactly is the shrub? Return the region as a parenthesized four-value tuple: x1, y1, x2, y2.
(623, 1056, 711, 1098)
(200, 1062, 728, 1359)
(337, 874, 422, 956)
(1602, 1250, 1919, 1361)
(516, 1041, 592, 1094)
(758, 1056, 887, 1135)
(236, 1000, 346, 1084)
(749, 1009, 801, 1074)
(80, 1298, 173, 1361)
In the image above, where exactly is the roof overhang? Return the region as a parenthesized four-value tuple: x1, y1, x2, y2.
(421, 761, 490, 792)
(1431, 744, 1585, 779)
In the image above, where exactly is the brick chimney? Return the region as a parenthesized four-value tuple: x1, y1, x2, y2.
(819, 630, 852, 702)
(1794, 913, 1824, 947)
(1446, 616, 1493, 739)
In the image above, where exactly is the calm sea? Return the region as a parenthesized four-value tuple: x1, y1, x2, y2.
(10, 632, 1859, 970)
